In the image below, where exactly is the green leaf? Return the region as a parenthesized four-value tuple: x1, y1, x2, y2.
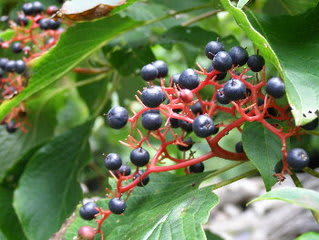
(242, 122, 280, 191)
(264, 0, 318, 15)
(65, 172, 219, 240)
(0, 187, 26, 240)
(205, 230, 224, 240)
(248, 187, 319, 213)
(295, 232, 319, 240)
(0, 12, 141, 121)
(13, 121, 93, 240)
(220, 0, 319, 125)
(237, 0, 250, 8)
(0, 29, 15, 41)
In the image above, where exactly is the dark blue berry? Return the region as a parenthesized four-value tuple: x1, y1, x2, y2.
(5, 60, 16, 72)
(212, 126, 219, 135)
(0, 58, 8, 69)
(133, 170, 150, 187)
(152, 60, 168, 78)
(39, 18, 50, 30)
(207, 65, 227, 80)
(79, 202, 99, 220)
(247, 55, 265, 72)
(32, 1, 44, 14)
(15, 60, 26, 74)
(223, 79, 247, 101)
(22, 3, 34, 16)
(170, 118, 179, 128)
(113, 164, 131, 177)
(11, 42, 23, 53)
(190, 102, 203, 115)
(6, 121, 17, 133)
(109, 198, 126, 214)
(301, 118, 318, 130)
(130, 147, 150, 167)
(171, 73, 180, 86)
(141, 86, 165, 108)
(287, 148, 309, 171)
(235, 141, 244, 153)
(205, 41, 224, 60)
(178, 68, 200, 90)
(193, 115, 215, 138)
(216, 89, 230, 104)
(178, 119, 193, 132)
(140, 64, 158, 81)
(47, 19, 60, 30)
(228, 46, 248, 66)
(16, 15, 29, 26)
(177, 138, 193, 151)
(104, 153, 122, 170)
(142, 112, 162, 130)
(106, 106, 128, 129)
(266, 77, 285, 98)
(212, 51, 233, 72)
(189, 162, 204, 173)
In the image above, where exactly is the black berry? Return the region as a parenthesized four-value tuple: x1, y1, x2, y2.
(106, 106, 128, 129)
(130, 147, 150, 167)
(207, 65, 227, 80)
(301, 118, 318, 130)
(0, 58, 9, 69)
(113, 164, 131, 177)
(266, 77, 285, 98)
(5, 60, 16, 72)
(140, 64, 158, 81)
(22, 3, 34, 16)
(216, 89, 230, 105)
(247, 55, 265, 72)
(133, 170, 150, 187)
(79, 202, 99, 220)
(212, 51, 233, 72)
(287, 148, 309, 171)
(6, 121, 17, 133)
(11, 42, 23, 53)
(205, 41, 224, 60)
(228, 46, 248, 66)
(177, 138, 193, 151)
(108, 198, 126, 214)
(47, 19, 60, 30)
(16, 15, 29, 26)
(15, 60, 26, 74)
(178, 68, 200, 90)
(104, 153, 122, 170)
(39, 19, 50, 30)
(32, 1, 44, 14)
(178, 119, 193, 132)
(190, 102, 203, 115)
(141, 86, 165, 108)
(193, 115, 215, 138)
(152, 60, 168, 78)
(235, 141, 244, 153)
(141, 112, 162, 130)
(189, 162, 204, 173)
(171, 73, 180, 86)
(223, 79, 247, 101)
(170, 118, 179, 128)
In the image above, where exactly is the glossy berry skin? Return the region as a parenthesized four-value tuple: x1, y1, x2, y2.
(16, 15, 29, 26)
(190, 102, 203, 115)
(216, 89, 230, 105)
(113, 164, 131, 177)
(189, 162, 204, 173)
(170, 118, 179, 128)
(11, 42, 23, 53)
(130, 147, 150, 167)
(212, 51, 233, 72)
(205, 41, 225, 60)
(301, 118, 318, 130)
(108, 198, 126, 214)
(141, 86, 165, 108)
(152, 60, 168, 78)
(247, 55, 265, 72)
(171, 73, 180, 86)
(140, 64, 158, 81)
(193, 115, 215, 138)
(6, 121, 17, 133)
(177, 138, 193, 151)
(77, 226, 96, 240)
(0, 58, 8, 69)
(287, 148, 310, 171)
(79, 202, 99, 220)
(178, 119, 193, 132)
(106, 106, 128, 129)
(39, 19, 49, 30)
(266, 77, 285, 98)
(32, 1, 44, 14)
(207, 65, 227, 80)
(178, 68, 200, 90)
(22, 3, 34, 16)
(228, 46, 248, 66)
(223, 79, 247, 101)
(134, 170, 150, 187)
(142, 112, 162, 130)
(47, 19, 60, 30)
(5, 60, 16, 72)
(104, 153, 122, 170)
(235, 142, 244, 153)
(15, 60, 26, 74)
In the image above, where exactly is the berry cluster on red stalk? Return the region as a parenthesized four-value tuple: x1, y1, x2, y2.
(78, 41, 316, 240)
(0, 2, 62, 133)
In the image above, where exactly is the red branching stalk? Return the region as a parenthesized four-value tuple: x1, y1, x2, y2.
(94, 65, 301, 238)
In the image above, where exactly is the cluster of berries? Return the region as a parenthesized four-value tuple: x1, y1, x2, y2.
(0, 1, 62, 133)
(76, 40, 317, 239)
